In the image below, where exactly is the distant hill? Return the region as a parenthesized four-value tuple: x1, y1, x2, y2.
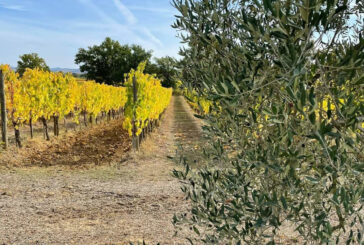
(50, 67, 83, 74)
(10, 66, 83, 74)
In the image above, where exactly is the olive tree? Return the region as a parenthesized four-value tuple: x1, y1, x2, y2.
(172, 0, 363, 244)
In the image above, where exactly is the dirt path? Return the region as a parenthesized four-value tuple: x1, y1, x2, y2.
(0, 96, 200, 244)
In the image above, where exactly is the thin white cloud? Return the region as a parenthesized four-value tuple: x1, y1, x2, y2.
(77, 0, 144, 43)
(128, 6, 175, 14)
(140, 28, 162, 47)
(78, 0, 120, 27)
(112, 0, 137, 25)
(0, 3, 25, 11)
(78, 0, 162, 47)
(152, 44, 181, 59)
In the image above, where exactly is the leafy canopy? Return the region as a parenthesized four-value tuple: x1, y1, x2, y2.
(75, 37, 153, 85)
(17, 53, 50, 76)
(148, 56, 180, 88)
(172, 0, 363, 244)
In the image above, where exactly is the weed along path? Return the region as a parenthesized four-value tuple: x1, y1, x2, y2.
(0, 96, 200, 244)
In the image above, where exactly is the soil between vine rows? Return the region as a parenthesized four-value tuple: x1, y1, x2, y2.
(0, 96, 199, 244)
(0, 96, 330, 244)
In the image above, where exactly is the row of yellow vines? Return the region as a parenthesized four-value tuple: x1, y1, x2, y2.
(0, 64, 127, 129)
(123, 62, 172, 136)
(0, 63, 172, 146)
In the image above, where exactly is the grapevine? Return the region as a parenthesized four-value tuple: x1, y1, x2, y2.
(183, 88, 212, 115)
(123, 62, 172, 136)
(0, 66, 128, 146)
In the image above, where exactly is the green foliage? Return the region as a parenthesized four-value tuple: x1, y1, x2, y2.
(147, 56, 180, 88)
(75, 37, 152, 85)
(172, 0, 364, 244)
(17, 53, 50, 77)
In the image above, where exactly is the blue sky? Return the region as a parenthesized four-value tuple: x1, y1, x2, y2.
(0, 0, 181, 68)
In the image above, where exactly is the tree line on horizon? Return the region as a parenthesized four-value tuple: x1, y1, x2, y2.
(12, 37, 180, 88)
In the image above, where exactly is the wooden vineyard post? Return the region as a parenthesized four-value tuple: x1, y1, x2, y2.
(0, 70, 8, 149)
(29, 116, 34, 138)
(132, 75, 139, 151)
(64, 117, 68, 133)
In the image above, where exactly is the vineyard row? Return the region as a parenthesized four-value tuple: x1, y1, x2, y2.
(0, 62, 172, 149)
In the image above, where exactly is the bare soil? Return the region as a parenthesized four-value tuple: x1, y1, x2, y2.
(1, 96, 354, 244)
(0, 96, 199, 244)
(0, 119, 130, 168)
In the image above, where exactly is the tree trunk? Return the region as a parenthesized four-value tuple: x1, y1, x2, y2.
(42, 117, 50, 141)
(108, 111, 111, 121)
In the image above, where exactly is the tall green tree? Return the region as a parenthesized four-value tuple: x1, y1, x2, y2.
(17, 53, 50, 76)
(148, 56, 180, 88)
(172, 0, 363, 244)
(75, 37, 152, 85)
